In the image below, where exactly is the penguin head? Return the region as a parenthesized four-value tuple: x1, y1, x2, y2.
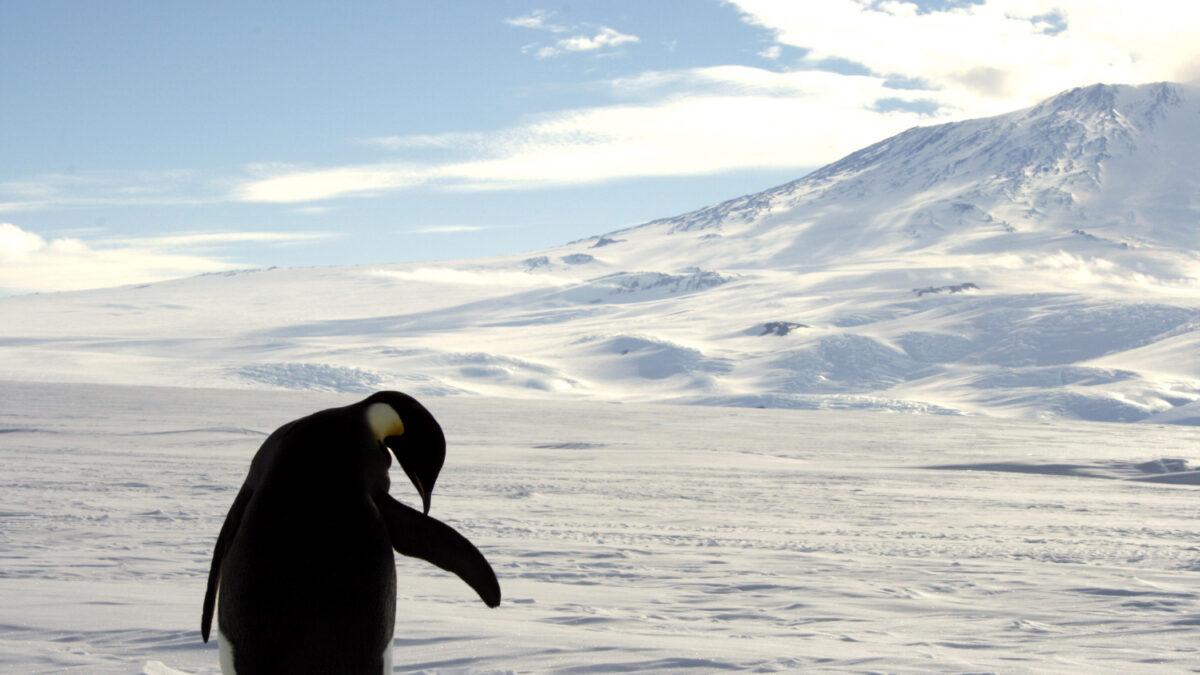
(364, 391, 445, 515)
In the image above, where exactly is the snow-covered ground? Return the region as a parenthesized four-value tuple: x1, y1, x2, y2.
(2, 83, 1198, 423)
(3, 381, 1199, 673)
(3, 83, 1200, 669)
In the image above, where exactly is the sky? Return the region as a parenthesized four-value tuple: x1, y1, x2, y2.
(2, 0, 1197, 294)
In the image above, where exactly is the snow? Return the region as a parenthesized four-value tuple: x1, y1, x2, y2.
(3, 84, 1200, 665)
(2, 381, 1199, 673)
(3, 85, 1199, 421)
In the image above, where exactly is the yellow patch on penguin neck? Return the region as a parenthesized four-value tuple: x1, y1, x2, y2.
(366, 402, 405, 441)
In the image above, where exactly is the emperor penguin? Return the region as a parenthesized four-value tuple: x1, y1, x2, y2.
(201, 391, 500, 674)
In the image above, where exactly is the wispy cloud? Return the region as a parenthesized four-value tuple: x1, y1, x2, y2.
(504, 9, 569, 33)
(235, 163, 431, 202)
(0, 168, 227, 213)
(0, 222, 337, 294)
(534, 26, 640, 59)
(507, 9, 639, 59)
(357, 131, 486, 151)
(234, 68, 931, 202)
(103, 230, 338, 250)
(406, 225, 493, 234)
(758, 45, 782, 60)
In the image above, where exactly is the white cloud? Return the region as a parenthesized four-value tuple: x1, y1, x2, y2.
(538, 26, 640, 58)
(0, 169, 224, 213)
(290, 205, 335, 215)
(0, 223, 335, 294)
(235, 67, 929, 202)
(0, 222, 46, 260)
(504, 10, 568, 33)
(506, 9, 639, 59)
(729, 0, 1200, 115)
(407, 225, 492, 234)
(358, 131, 485, 150)
(105, 231, 337, 249)
(235, 164, 431, 202)
(233, 1, 1200, 205)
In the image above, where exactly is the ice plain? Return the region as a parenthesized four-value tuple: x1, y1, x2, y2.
(3, 381, 1200, 673)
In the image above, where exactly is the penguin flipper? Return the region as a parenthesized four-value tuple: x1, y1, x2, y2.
(376, 493, 501, 608)
(202, 486, 253, 642)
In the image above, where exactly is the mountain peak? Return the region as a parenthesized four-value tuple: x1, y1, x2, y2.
(1031, 82, 1184, 126)
(617, 81, 1198, 263)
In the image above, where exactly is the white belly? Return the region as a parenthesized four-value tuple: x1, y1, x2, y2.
(217, 626, 235, 674)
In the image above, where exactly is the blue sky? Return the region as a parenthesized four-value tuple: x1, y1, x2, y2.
(2, 0, 1196, 293)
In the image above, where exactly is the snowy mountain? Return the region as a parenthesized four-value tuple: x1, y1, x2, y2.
(3, 82, 1199, 422)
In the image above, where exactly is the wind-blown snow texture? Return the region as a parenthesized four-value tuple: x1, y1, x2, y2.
(2, 382, 1199, 673)
(1, 83, 1199, 422)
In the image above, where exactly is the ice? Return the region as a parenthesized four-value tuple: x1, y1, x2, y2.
(2, 381, 1200, 673)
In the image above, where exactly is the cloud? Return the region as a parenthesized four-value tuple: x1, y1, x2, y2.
(504, 10, 568, 33)
(229, 1, 1200, 206)
(0, 169, 225, 213)
(406, 225, 492, 234)
(235, 164, 430, 202)
(234, 67, 931, 202)
(0, 222, 335, 294)
(758, 45, 782, 60)
(105, 230, 337, 249)
(728, 0, 1200, 115)
(358, 131, 486, 150)
(536, 26, 640, 58)
(290, 205, 335, 215)
(0, 222, 47, 259)
(507, 9, 639, 59)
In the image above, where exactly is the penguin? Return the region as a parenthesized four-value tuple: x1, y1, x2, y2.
(201, 391, 500, 674)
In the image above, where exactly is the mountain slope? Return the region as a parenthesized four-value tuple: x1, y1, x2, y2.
(2, 82, 1198, 422)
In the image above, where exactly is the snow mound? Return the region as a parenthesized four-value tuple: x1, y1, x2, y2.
(435, 352, 578, 393)
(557, 269, 733, 305)
(970, 366, 1138, 389)
(772, 335, 922, 394)
(896, 332, 977, 363)
(1142, 401, 1200, 426)
(976, 304, 1196, 367)
(578, 335, 733, 381)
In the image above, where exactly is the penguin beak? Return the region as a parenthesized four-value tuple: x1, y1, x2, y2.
(385, 433, 442, 516)
(412, 474, 431, 515)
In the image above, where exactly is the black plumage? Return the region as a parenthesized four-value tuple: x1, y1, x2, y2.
(201, 391, 500, 674)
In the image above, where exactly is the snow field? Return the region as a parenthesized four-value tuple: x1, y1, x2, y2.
(5, 87, 1200, 421)
(2, 381, 1199, 673)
